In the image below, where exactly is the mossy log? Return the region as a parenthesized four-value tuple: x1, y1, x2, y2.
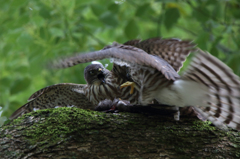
(1, 107, 240, 159)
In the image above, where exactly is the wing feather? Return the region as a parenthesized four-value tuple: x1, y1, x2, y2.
(10, 83, 94, 120)
(124, 37, 196, 72)
(182, 49, 240, 130)
(51, 44, 180, 81)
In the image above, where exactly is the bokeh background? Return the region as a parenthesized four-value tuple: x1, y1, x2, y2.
(1, 0, 240, 125)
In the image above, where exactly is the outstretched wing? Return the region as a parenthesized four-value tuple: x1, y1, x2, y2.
(51, 43, 180, 81)
(10, 83, 95, 120)
(181, 49, 240, 130)
(124, 37, 195, 72)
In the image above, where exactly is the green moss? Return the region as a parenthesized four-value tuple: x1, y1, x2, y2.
(5, 134, 11, 138)
(192, 120, 216, 131)
(8, 107, 150, 147)
(8, 107, 124, 145)
(2, 108, 240, 158)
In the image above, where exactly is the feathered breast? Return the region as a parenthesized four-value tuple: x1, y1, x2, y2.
(84, 72, 140, 105)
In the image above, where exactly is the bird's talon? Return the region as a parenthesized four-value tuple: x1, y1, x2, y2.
(120, 81, 136, 94)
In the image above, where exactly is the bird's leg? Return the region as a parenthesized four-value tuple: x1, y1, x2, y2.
(120, 81, 136, 94)
(173, 106, 180, 121)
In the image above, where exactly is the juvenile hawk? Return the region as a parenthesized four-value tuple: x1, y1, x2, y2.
(51, 41, 240, 130)
(10, 38, 195, 119)
(122, 49, 240, 130)
(52, 38, 194, 104)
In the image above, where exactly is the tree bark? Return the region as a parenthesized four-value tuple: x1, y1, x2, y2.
(1, 107, 240, 159)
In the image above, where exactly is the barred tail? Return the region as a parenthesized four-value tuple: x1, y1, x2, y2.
(182, 49, 240, 130)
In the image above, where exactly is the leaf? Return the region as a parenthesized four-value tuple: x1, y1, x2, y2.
(99, 11, 118, 27)
(15, 65, 29, 74)
(17, 33, 33, 46)
(65, 0, 75, 17)
(124, 19, 139, 39)
(39, 3, 51, 18)
(195, 32, 209, 50)
(164, 8, 180, 30)
(17, 15, 30, 26)
(211, 1, 222, 19)
(232, 32, 240, 49)
(11, 0, 27, 8)
(1, 101, 21, 122)
(205, 0, 217, 6)
(227, 53, 240, 76)
(32, 16, 45, 27)
(135, 3, 150, 17)
(209, 36, 222, 57)
(155, 0, 178, 2)
(192, 7, 210, 23)
(49, 28, 65, 38)
(10, 77, 32, 95)
(91, 4, 105, 16)
(0, 77, 12, 91)
(209, 46, 219, 57)
(108, 3, 120, 14)
(5, 29, 22, 43)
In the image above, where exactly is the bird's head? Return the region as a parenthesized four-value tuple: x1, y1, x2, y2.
(84, 64, 110, 85)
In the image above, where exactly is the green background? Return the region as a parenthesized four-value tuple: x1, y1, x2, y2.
(1, 0, 240, 125)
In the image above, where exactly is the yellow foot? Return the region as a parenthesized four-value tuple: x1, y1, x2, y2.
(120, 81, 135, 94)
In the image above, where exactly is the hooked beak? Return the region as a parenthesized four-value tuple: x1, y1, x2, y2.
(97, 68, 106, 84)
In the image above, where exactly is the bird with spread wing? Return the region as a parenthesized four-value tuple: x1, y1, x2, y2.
(52, 38, 194, 104)
(49, 38, 240, 130)
(10, 37, 195, 120)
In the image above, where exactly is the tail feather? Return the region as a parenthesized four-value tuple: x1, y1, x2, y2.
(182, 49, 240, 130)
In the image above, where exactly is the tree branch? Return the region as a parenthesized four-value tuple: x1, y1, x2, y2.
(1, 107, 240, 159)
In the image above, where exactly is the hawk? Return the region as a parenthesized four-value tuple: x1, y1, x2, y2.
(120, 49, 240, 130)
(52, 38, 194, 104)
(10, 38, 195, 119)
(10, 63, 125, 119)
(51, 42, 240, 130)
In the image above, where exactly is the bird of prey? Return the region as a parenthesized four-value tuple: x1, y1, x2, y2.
(122, 49, 240, 130)
(52, 37, 194, 104)
(51, 41, 240, 130)
(10, 38, 195, 120)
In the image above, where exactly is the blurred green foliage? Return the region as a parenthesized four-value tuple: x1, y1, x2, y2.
(1, 0, 240, 124)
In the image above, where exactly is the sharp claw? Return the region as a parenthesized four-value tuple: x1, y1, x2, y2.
(130, 84, 135, 94)
(120, 81, 131, 89)
(120, 81, 136, 94)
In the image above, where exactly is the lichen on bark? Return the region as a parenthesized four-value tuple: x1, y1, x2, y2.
(1, 107, 240, 159)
